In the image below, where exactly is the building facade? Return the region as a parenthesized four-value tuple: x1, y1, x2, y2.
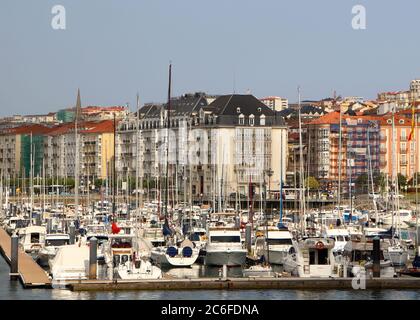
(117, 93, 288, 203)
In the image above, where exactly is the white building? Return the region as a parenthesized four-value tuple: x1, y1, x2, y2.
(117, 93, 288, 204)
(260, 96, 288, 111)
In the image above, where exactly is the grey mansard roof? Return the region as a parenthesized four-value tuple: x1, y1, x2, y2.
(207, 94, 275, 116)
(137, 93, 286, 127)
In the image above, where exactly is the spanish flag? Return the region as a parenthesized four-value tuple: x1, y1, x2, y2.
(408, 102, 415, 142)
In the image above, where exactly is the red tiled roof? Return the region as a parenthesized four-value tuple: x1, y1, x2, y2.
(308, 111, 382, 125)
(0, 124, 54, 135)
(379, 113, 413, 126)
(79, 120, 115, 134)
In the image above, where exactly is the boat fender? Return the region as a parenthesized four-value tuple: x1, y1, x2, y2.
(166, 246, 178, 257)
(182, 246, 193, 258)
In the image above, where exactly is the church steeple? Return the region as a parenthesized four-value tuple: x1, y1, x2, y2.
(75, 88, 82, 122)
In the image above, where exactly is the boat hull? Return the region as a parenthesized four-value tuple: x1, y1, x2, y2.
(205, 249, 246, 266)
(263, 248, 289, 265)
(151, 249, 199, 267)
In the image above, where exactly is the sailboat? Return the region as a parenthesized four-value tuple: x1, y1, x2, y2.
(384, 104, 409, 267)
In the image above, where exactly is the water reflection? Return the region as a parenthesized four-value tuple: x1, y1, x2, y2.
(2, 257, 420, 300)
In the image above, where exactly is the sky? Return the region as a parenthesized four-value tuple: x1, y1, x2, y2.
(0, 0, 420, 116)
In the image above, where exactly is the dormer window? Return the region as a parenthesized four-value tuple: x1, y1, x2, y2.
(249, 114, 255, 126)
(260, 114, 266, 126)
(257, 107, 262, 113)
(237, 107, 241, 113)
(239, 114, 244, 125)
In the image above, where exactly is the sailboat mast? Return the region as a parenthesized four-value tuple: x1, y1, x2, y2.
(337, 93, 343, 222)
(165, 63, 172, 219)
(30, 131, 34, 226)
(391, 103, 397, 236)
(136, 93, 140, 214)
(415, 107, 419, 252)
(113, 113, 117, 219)
(298, 86, 306, 234)
(74, 89, 81, 221)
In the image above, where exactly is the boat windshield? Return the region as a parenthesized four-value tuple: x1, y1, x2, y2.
(210, 236, 241, 243)
(266, 238, 293, 245)
(46, 239, 69, 246)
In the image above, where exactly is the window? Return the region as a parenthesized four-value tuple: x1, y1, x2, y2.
(239, 114, 244, 125)
(249, 114, 255, 126)
(260, 114, 266, 126)
(210, 236, 241, 243)
(236, 107, 241, 113)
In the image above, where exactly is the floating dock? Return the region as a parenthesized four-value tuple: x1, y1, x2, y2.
(0, 228, 51, 288)
(67, 277, 420, 291)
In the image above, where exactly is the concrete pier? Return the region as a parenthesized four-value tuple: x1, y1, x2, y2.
(0, 228, 51, 288)
(67, 277, 420, 292)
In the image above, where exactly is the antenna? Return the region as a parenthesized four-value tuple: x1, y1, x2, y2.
(233, 67, 236, 94)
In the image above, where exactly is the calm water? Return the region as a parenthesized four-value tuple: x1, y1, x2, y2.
(1, 257, 420, 300)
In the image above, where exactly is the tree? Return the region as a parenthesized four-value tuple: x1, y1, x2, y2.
(398, 174, 407, 190)
(355, 173, 368, 193)
(305, 176, 320, 190)
(408, 173, 420, 186)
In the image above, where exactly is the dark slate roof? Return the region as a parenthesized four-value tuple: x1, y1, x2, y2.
(140, 93, 208, 118)
(278, 105, 325, 118)
(208, 94, 275, 116)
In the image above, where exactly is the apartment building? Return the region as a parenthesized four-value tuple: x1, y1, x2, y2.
(117, 93, 288, 202)
(307, 112, 381, 189)
(379, 114, 420, 179)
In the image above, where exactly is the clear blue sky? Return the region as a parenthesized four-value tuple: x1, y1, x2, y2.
(1, 0, 419, 116)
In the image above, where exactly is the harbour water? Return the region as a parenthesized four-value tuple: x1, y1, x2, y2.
(2, 257, 420, 300)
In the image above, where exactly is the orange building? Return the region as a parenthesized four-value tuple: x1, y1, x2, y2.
(379, 114, 420, 180)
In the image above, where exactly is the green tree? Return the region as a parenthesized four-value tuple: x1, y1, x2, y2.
(398, 174, 407, 190)
(355, 173, 368, 193)
(305, 176, 320, 190)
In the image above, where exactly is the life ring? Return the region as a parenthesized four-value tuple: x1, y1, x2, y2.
(315, 241, 324, 250)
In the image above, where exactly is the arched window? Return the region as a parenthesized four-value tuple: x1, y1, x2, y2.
(260, 114, 266, 126)
(239, 114, 244, 125)
(249, 114, 255, 126)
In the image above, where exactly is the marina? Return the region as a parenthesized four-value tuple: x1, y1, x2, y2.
(0, 67, 419, 297)
(2, 2, 420, 304)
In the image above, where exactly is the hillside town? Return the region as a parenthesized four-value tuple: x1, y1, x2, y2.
(0, 79, 419, 202)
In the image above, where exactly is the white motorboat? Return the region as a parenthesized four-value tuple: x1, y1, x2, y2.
(18, 225, 47, 258)
(118, 258, 162, 280)
(324, 228, 350, 254)
(242, 264, 276, 278)
(385, 243, 409, 267)
(37, 233, 70, 266)
(257, 226, 294, 265)
(283, 237, 339, 278)
(105, 234, 162, 280)
(205, 228, 247, 266)
(49, 244, 90, 281)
